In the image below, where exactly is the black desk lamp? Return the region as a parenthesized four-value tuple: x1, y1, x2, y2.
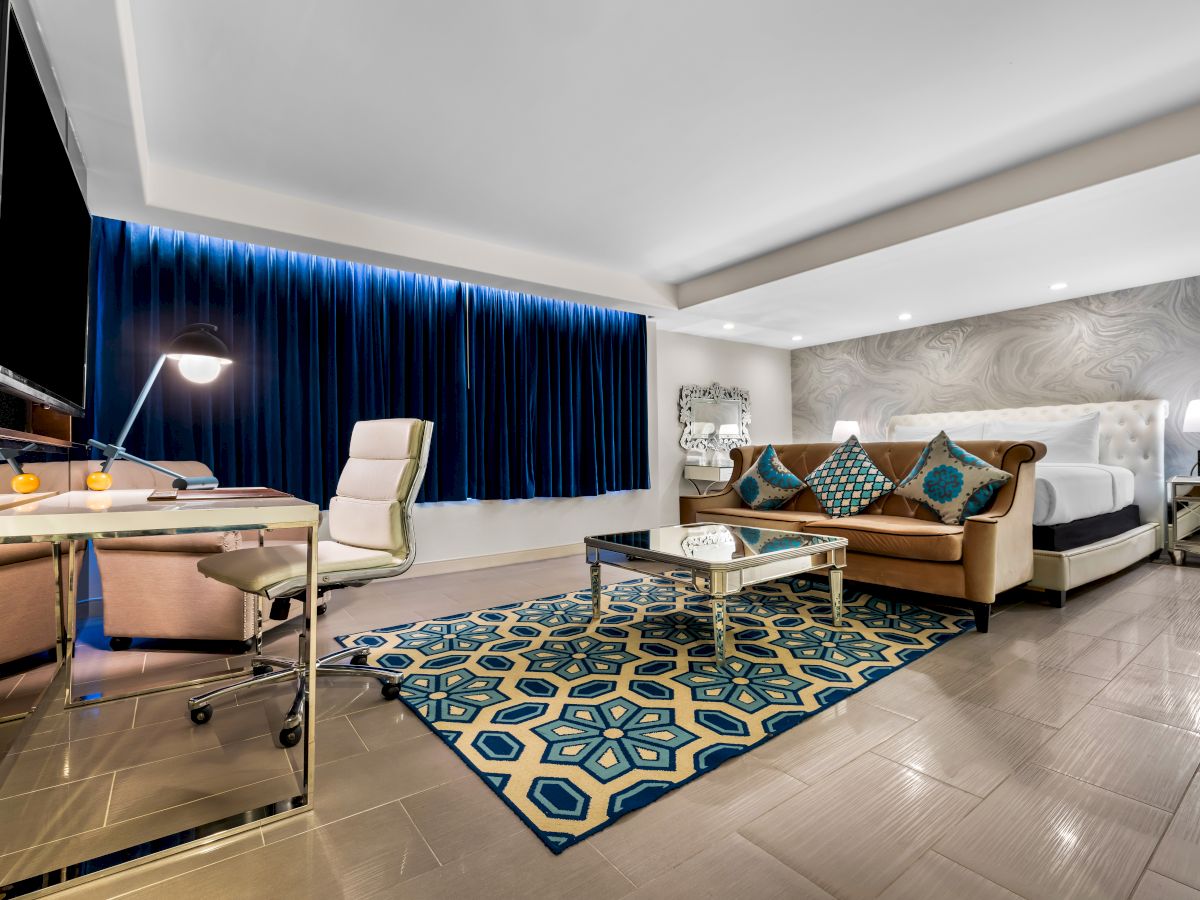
(87, 323, 232, 490)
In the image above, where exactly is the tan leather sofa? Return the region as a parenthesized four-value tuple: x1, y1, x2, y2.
(90, 460, 258, 648)
(679, 440, 1046, 631)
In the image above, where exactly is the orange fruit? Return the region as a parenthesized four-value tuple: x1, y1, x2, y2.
(86, 471, 113, 492)
(11, 472, 40, 494)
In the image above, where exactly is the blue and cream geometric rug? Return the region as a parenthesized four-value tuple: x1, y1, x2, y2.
(336, 574, 973, 853)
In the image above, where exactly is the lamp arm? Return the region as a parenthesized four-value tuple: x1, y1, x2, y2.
(114, 353, 167, 451)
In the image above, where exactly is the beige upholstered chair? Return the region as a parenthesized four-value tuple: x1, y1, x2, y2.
(92, 460, 258, 649)
(187, 418, 433, 746)
(0, 461, 85, 667)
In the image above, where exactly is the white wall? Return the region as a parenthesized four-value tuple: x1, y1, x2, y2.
(654, 331, 794, 524)
(410, 325, 793, 566)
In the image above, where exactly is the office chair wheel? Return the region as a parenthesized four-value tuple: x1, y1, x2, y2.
(351, 650, 369, 665)
(109, 636, 133, 651)
(279, 724, 303, 747)
(252, 663, 272, 676)
(190, 704, 213, 725)
(381, 682, 402, 700)
(316, 602, 328, 616)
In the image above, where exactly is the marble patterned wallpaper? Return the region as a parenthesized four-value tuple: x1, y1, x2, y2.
(791, 275, 1200, 476)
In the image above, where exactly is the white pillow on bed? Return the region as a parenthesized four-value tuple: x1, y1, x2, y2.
(891, 423, 985, 441)
(982, 414, 1100, 464)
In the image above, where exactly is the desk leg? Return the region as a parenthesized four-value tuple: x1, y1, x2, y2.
(829, 565, 845, 627)
(590, 562, 602, 621)
(713, 593, 730, 668)
(301, 523, 318, 800)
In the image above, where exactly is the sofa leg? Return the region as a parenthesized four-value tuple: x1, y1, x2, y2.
(972, 603, 991, 633)
(1052, 590, 1067, 608)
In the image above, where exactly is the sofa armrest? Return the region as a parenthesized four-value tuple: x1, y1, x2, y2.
(961, 444, 1044, 603)
(679, 486, 742, 524)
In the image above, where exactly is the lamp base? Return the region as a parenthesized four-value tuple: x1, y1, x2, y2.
(172, 475, 219, 490)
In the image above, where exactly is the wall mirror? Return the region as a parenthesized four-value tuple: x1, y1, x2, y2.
(679, 382, 751, 453)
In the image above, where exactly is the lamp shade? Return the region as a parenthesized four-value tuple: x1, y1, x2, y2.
(831, 420, 860, 442)
(1184, 399, 1200, 434)
(165, 323, 231, 362)
(165, 324, 232, 384)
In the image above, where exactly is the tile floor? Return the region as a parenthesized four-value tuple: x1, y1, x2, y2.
(1, 555, 1198, 898)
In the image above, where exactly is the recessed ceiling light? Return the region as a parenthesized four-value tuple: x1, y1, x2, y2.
(791, 334, 803, 342)
(722, 322, 735, 330)
(1049, 282, 1068, 291)
(898, 312, 912, 321)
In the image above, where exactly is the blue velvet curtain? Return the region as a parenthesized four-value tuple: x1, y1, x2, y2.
(467, 285, 649, 499)
(89, 218, 650, 505)
(89, 218, 468, 503)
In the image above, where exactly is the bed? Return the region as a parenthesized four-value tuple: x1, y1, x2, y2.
(887, 399, 1166, 605)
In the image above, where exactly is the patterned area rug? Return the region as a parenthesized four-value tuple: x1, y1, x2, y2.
(337, 574, 973, 853)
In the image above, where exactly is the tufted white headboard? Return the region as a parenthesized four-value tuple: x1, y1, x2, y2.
(887, 399, 1168, 528)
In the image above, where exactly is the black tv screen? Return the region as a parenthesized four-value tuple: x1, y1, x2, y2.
(0, 5, 91, 415)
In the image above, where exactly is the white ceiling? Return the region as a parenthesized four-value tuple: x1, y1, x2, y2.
(672, 152, 1200, 347)
(26, 0, 1200, 348)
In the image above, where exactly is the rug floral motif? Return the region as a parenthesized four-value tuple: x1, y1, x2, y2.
(337, 574, 973, 852)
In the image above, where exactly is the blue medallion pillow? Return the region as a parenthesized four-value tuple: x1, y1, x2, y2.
(733, 445, 805, 510)
(895, 431, 1012, 524)
(805, 435, 895, 517)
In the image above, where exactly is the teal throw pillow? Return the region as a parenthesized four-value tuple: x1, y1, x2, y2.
(894, 431, 1012, 524)
(733, 445, 805, 510)
(805, 435, 895, 517)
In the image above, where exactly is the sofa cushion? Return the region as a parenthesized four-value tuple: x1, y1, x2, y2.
(804, 436, 895, 517)
(804, 514, 964, 562)
(701, 507, 830, 532)
(894, 431, 1012, 525)
(732, 445, 805, 510)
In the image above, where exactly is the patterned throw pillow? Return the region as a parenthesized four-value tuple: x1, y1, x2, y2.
(895, 431, 1012, 525)
(805, 435, 895, 517)
(733, 445, 805, 510)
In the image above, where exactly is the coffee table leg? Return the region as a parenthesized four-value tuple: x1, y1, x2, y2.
(713, 593, 730, 668)
(590, 562, 602, 621)
(829, 565, 845, 627)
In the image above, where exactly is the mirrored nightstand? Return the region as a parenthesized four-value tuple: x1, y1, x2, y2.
(1168, 475, 1200, 565)
(684, 464, 733, 496)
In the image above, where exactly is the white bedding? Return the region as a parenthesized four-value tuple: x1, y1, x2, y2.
(1035, 463, 1136, 526)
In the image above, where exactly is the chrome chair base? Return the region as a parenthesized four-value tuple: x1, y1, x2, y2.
(187, 646, 401, 747)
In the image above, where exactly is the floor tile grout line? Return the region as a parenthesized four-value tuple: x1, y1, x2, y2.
(0, 720, 295, 805)
(396, 798, 443, 868)
(102, 770, 118, 827)
(588, 841, 642, 892)
(1135, 766, 1200, 899)
(1031, 752, 1198, 814)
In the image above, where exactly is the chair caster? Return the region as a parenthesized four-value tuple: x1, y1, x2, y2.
(279, 724, 303, 747)
(316, 603, 328, 616)
(252, 663, 272, 676)
(381, 682, 402, 701)
(351, 650, 369, 666)
(190, 704, 213, 725)
(109, 636, 133, 651)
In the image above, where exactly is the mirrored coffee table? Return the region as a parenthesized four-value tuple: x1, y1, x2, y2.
(585, 522, 849, 667)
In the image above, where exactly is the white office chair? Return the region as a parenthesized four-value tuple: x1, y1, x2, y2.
(187, 418, 433, 747)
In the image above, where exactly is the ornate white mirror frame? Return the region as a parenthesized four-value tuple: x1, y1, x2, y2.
(678, 382, 752, 452)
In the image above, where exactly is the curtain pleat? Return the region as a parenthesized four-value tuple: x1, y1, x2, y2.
(466, 285, 650, 500)
(89, 218, 649, 506)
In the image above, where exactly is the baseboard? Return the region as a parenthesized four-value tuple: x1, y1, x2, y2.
(402, 542, 582, 578)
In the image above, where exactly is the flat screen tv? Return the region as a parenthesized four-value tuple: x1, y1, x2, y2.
(0, 2, 91, 416)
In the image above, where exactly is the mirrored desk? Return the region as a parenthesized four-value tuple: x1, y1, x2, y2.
(0, 489, 318, 896)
